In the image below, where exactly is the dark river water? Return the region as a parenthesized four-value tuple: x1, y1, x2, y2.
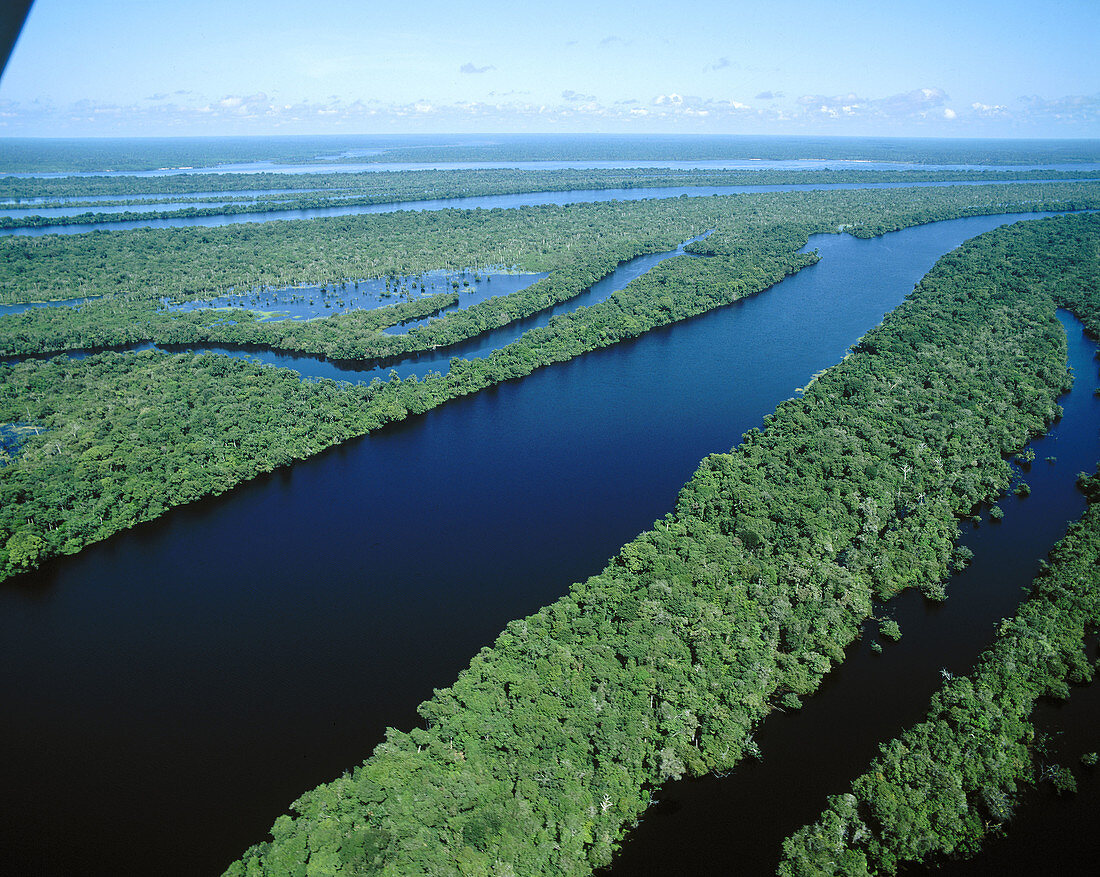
(609, 310, 1100, 876)
(1, 211, 1096, 876)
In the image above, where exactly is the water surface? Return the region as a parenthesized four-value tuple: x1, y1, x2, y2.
(609, 312, 1100, 876)
(3, 179, 1095, 237)
(0, 211, 1089, 876)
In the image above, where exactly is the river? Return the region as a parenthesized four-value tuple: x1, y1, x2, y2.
(2, 179, 1096, 237)
(609, 310, 1100, 876)
(0, 212, 1096, 876)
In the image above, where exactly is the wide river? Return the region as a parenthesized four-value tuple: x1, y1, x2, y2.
(1, 211, 1097, 876)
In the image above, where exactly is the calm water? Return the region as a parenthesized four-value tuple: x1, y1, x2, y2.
(8, 160, 1100, 180)
(0, 189, 326, 205)
(14, 233, 709, 381)
(609, 311, 1100, 876)
(2, 179, 1096, 236)
(0, 294, 100, 317)
(0, 212, 1093, 876)
(164, 270, 548, 325)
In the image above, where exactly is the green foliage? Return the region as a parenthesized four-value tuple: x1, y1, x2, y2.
(4, 173, 1099, 874)
(780, 455, 1100, 872)
(2, 167, 1098, 230)
(222, 213, 1097, 876)
(878, 619, 902, 642)
(4, 529, 44, 569)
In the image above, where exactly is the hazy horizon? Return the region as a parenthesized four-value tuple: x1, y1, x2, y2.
(0, 0, 1097, 140)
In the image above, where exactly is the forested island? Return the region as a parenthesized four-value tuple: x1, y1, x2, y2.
(2, 137, 1100, 876)
(222, 213, 1100, 876)
(4, 183, 1099, 583)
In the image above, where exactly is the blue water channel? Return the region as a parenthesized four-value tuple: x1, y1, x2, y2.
(2, 179, 1096, 236)
(3, 233, 710, 380)
(0, 211, 1096, 876)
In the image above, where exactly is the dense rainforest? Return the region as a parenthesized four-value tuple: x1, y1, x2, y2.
(4, 186, 1099, 585)
(3, 183, 1097, 364)
(4, 149, 1100, 877)
(2, 167, 1098, 229)
(220, 214, 1100, 875)
(778, 483, 1100, 876)
(0, 166, 1096, 202)
(777, 214, 1100, 876)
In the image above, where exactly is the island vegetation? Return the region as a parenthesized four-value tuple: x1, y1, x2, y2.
(219, 214, 1100, 875)
(3, 149, 1100, 877)
(778, 479, 1100, 876)
(4, 187, 1099, 585)
(2, 167, 1099, 230)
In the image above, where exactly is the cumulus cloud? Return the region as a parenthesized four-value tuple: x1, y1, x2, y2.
(5, 86, 1099, 137)
(459, 62, 495, 74)
(796, 87, 951, 122)
(1017, 92, 1100, 123)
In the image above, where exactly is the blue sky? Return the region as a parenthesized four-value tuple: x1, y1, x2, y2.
(1, 0, 1097, 138)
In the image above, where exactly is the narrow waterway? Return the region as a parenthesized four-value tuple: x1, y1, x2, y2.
(2, 179, 1095, 236)
(0, 211, 1089, 876)
(608, 311, 1100, 876)
(4, 233, 710, 381)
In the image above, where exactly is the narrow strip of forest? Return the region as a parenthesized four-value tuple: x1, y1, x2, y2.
(3, 183, 1097, 360)
(222, 214, 1100, 876)
(4, 189, 1097, 587)
(2, 170, 1098, 231)
(777, 213, 1100, 876)
(778, 481, 1100, 876)
(2, 192, 1098, 590)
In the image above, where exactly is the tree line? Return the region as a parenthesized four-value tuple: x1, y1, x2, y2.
(220, 214, 1099, 876)
(3, 183, 1098, 366)
(2, 165, 1097, 211)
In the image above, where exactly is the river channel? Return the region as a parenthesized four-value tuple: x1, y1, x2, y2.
(2, 179, 1097, 237)
(0, 211, 1096, 876)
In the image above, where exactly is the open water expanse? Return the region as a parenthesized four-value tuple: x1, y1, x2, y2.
(7, 159, 1100, 180)
(1, 210, 1098, 875)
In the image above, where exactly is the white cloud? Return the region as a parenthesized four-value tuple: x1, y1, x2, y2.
(4, 86, 1099, 137)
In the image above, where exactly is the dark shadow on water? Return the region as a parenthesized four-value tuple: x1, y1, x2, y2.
(1, 212, 1088, 876)
(607, 311, 1100, 876)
